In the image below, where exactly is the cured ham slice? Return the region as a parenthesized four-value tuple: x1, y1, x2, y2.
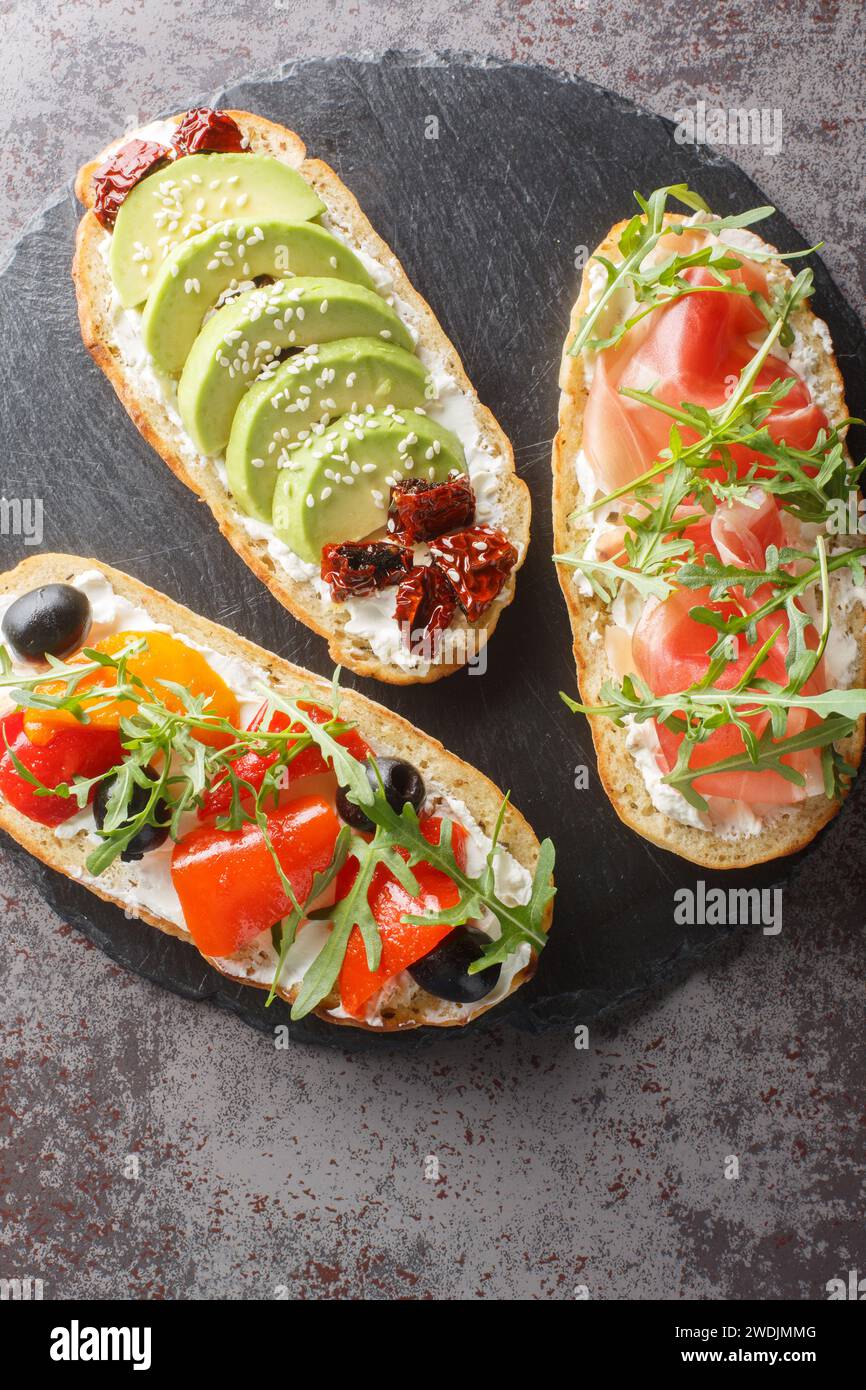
(631, 492, 825, 803)
(583, 236, 828, 495)
(709, 487, 784, 569)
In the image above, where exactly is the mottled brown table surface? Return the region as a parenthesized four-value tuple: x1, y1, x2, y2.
(1, 0, 864, 1300)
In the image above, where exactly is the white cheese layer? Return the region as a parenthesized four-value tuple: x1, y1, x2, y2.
(100, 121, 516, 676)
(0, 570, 531, 1022)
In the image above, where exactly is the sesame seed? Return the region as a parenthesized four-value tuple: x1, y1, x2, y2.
(305, 494, 315, 508)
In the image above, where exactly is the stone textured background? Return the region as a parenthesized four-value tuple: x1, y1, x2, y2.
(1, 0, 864, 1300)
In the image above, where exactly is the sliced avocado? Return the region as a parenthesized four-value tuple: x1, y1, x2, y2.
(271, 409, 465, 565)
(226, 338, 432, 522)
(110, 153, 324, 308)
(141, 220, 374, 375)
(177, 278, 414, 456)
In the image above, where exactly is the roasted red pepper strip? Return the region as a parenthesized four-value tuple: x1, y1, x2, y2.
(172, 794, 340, 958)
(197, 701, 369, 821)
(337, 815, 469, 1017)
(0, 711, 124, 827)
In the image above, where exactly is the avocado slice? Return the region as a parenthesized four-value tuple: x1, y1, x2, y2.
(110, 153, 324, 308)
(177, 278, 414, 456)
(271, 409, 465, 565)
(141, 220, 375, 375)
(226, 338, 432, 522)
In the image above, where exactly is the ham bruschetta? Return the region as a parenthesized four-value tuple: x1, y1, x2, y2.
(553, 185, 866, 868)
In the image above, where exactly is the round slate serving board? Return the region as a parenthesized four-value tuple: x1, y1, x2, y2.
(2, 53, 864, 1050)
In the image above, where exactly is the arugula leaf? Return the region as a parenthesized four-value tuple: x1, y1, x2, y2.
(268, 825, 352, 1007)
(270, 692, 555, 1014)
(553, 552, 673, 603)
(568, 186, 784, 359)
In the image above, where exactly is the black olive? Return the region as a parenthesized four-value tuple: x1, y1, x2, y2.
(94, 769, 170, 862)
(336, 756, 425, 832)
(1, 584, 92, 661)
(408, 926, 501, 1004)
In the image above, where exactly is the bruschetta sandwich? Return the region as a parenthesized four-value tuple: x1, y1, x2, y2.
(553, 184, 866, 868)
(73, 108, 530, 684)
(0, 554, 554, 1030)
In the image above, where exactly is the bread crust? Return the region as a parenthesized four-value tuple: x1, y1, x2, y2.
(0, 553, 552, 1031)
(72, 112, 531, 685)
(552, 214, 866, 869)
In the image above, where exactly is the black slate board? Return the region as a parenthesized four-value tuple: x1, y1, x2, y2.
(2, 53, 864, 1049)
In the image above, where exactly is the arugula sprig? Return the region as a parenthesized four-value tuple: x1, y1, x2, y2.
(567, 185, 814, 359)
(266, 694, 556, 1019)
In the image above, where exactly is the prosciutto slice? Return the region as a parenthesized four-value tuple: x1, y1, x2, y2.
(582, 235, 828, 495)
(631, 492, 825, 804)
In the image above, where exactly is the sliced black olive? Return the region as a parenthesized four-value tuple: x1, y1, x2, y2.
(2, 584, 91, 661)
(408, 926, 501, 1004)
(94, 769, 170, 862)
(336, 756, 425, 832)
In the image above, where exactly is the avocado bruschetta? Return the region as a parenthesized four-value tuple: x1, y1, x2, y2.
(73, 109, 530, 684)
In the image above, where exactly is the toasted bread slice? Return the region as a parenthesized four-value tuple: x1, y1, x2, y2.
(553, 213, 866, 869)
(73, 112, 530, 685)
(0, 554, 551, 1030)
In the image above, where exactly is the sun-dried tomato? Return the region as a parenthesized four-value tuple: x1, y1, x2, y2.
(321, 541, 414, 602)
(92, 139, 172, 228)
(393, 565, 457, 655)
(172, 108, 247, 156)
(427, 527, 517, 621)
(387, 474, 476, 543)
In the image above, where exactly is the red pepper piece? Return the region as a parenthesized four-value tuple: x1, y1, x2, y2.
(393, 565, 457, 655)
(321, 541, 414, 602)
(387, 475, 475, 543)
(172, 795, 340, 959)
(427, 526, 517, 621)
(0, 711, 124, 826)
(197, 701, 369, 821)
(92, 139, 173, 229)
(171, 107, 247, 156)
(337, 815, 469, 1017)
